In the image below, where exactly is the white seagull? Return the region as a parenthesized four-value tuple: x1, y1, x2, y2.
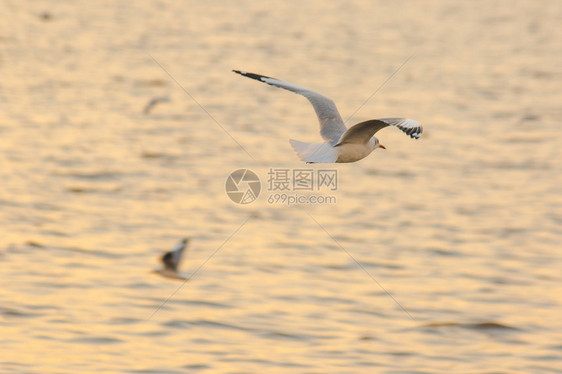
(154, 238, 189, 280)
(233, 70, 423, 163)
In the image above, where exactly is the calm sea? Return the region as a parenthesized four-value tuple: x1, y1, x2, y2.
(0, 1, 560, 373)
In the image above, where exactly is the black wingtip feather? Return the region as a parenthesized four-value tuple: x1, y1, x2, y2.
(398, 125, 422, 139)
(411, 128, 422, 139)
(232, 70, 275, 83)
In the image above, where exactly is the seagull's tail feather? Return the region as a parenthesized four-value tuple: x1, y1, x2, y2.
(289, 139, 338, 163)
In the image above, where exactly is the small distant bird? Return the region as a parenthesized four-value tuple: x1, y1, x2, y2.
(233, 70, 423, 163)
(143, 95, 170, 114)
(154, 238, 189, 280)
(39, 11, 53, 21)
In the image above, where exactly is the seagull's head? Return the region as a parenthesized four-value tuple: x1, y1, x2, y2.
(373, 137, 386, 150)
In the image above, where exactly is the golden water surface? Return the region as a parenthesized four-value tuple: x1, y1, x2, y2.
(0, 1, 561, 373)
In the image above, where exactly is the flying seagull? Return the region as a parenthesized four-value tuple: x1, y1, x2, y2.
(143, 95, 170, 114)
(233, 70, 423, 163)
(154, 238, 189, 280)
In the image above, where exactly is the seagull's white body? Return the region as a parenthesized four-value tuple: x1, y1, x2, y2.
(233, 70, 423, 163)
(334, 139, 380, 163)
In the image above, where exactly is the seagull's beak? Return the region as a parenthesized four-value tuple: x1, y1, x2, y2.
(379, 144, 386, 149)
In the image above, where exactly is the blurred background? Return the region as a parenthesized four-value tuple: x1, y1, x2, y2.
(0, 1, 560, 373)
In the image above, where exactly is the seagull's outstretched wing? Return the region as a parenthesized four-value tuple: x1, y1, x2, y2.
(233, 70, 347, 143)
(337, 118, 423, 145)
(162, 238, 189, 272)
